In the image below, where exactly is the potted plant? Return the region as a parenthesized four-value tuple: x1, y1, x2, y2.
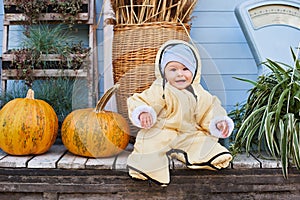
(3, 0, 91, 25)
(231, 49, 300, 178)
(2, 24, 91, 87)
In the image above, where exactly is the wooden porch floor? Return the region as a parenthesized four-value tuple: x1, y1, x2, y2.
(0, 144, 282, 170)
(1, 144, 300, 199)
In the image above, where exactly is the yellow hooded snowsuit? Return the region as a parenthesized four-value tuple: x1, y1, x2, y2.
(127, 40, 234, 186)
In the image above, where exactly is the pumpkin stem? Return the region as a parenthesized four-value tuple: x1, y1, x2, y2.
(95, 83, 120, 113)
(26, 89, 35, 99)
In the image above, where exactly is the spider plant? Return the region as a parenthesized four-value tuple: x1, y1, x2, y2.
(231, 49, 300, 178)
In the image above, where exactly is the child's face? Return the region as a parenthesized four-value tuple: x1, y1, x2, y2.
(164, 61, 193, 90)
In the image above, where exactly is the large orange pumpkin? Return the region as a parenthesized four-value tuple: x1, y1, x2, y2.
(61, 84, 130, 157)
(0, 89, 58, 155)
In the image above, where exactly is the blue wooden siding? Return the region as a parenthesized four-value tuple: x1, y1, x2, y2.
(191, 0, 258, 110)
(95, 0, 104, 100)
(0, 0, 3, 54)
(0, 0, 257, 112)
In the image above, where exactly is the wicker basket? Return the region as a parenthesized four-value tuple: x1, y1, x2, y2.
(112, 22, 191, 140)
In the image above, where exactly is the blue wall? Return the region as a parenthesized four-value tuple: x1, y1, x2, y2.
(0, 0, 258, 112)
(191, 0, 258, 110)
(0, 0, 3, 53)
(96, 0, 259, 111)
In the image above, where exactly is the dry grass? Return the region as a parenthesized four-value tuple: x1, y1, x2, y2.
(109, 0, 197, 25)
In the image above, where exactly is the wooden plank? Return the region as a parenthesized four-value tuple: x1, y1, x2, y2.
(196, 43, 253, 59)
(4, 0, 89, 6)
(112, 150, 130, 170)
(85, 151, 186, 170)
(170, 158, 186, 170)
(196, 0, 245, 11)
(1, 167, 300, 199)
(27, 145, 67, 169)
(191, 27, 246, 43)
(213, 90, 250, 109)
(0, 149, 7, 160)
(2, 53, 88, 61)
(57, 152, 88, 169)
(201, 59, 257, 75)
(4, 13, 89, 23)
(232, 153, 261, 169)
(0, 155, 33, 168)
(202, 74, 258, 90)
(87, 0, 95, 24)
(259, 158, 282, 169)
(1, 69, 88, 79)
(3, 0, 91, 24)
(253, 154, 282, 168)
(2, 25, 8, 53)
(84, 137, 134, 170)
(192, 12, 240, 27)
(85, 156, 117, 170)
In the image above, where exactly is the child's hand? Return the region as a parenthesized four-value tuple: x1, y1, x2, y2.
(216, 120, 229, 138)
(139, 112, 153, 129)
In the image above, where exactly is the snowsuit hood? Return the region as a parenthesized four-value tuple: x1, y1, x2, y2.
(154, 40, 202, 88)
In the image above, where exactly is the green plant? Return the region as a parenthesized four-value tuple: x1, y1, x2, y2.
(50, 0, 84, 26)
(33, 78, 75, 123)
(21, 24, 75, 55)
(4, 0, 48, 25)
(64, 41, 91, 70)
(8, 25, 70, 86)
(4, 0, 85, 26)
(0, 82, 28, 106)
(6, 25, 90, 86)
(9, 48, 40, 86)
(0, 78, 87, 123)
(232, 49, 300, 178)
(228, 102, 247, 156)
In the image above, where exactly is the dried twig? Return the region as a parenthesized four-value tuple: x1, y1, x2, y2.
(111, 0, 197, 25)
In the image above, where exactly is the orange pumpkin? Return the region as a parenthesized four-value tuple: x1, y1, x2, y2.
(61, 84, 130, 157)
(0, 89, 58, 155)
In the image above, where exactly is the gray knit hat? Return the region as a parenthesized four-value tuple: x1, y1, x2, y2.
(160, 43, 197, 76)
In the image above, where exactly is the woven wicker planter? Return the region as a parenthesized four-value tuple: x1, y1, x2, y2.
(112, 22, 191, 139)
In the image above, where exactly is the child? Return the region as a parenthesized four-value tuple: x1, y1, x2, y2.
(126, 40, 234, 186)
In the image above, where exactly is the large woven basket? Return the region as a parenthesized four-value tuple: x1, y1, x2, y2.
(112, 22, 191, 140)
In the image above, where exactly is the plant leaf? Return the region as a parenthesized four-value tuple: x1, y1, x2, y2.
(235, 106, 266, 138)
(265, 111, 277, 157)
(245, 122, 261, 153)
(279, 119, 288, 179)
(232, 76, 257, 86)
(274, 88, 289, 127)
(292, 123, 300, 170)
